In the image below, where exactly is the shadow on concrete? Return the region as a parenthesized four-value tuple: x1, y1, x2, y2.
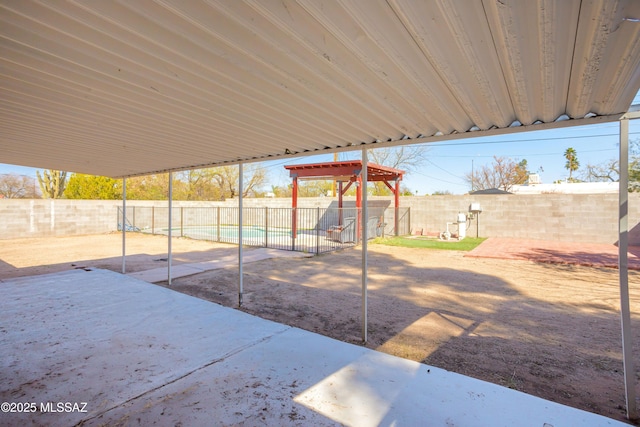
(0, 246, 242, 280)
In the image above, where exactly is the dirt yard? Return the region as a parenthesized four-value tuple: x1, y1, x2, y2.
(1, 233, 639, 424)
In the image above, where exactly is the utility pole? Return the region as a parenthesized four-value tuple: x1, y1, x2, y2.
(471, 159, 474, 191)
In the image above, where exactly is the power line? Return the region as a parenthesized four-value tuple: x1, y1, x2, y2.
(425, 159, 463, 179)
(426, 147, 617, 158)
(424, 130, 640, 148)
(412, 170, 464, 185)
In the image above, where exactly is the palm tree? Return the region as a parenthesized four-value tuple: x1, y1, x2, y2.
(564, 147, 579, 182)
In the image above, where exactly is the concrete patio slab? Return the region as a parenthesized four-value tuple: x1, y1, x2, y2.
(0, 269, 628, 426)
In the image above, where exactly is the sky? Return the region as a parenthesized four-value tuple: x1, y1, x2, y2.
(3, 93, 640, 196)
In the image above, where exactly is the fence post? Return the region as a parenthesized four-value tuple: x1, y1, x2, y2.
(291, 208, 296, 251)
(316, 207, 320, 254)
(265, 207, 269, 248)
(216, 206, 221, 243)
(152, 206, 155, 235)
(180, 207, 184, 237)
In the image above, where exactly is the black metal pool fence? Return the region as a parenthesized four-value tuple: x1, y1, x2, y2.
(117, 205, 410, 254)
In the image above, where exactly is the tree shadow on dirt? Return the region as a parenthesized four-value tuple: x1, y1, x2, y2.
(163, 246, 639, 423)
(504, 247, 640, 270)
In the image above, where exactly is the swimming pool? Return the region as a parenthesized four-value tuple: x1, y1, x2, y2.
(161, 225, 292, 240)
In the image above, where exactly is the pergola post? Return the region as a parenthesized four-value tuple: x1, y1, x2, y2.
(121, 178, 126, 274)
(618, 117, 637, 421)
(361, 149, 368, 344)
(395, 179, 400, 236)
(168, 172, 173, 285)
(356, 174, 362, 243)
(292, 175, 298, 239)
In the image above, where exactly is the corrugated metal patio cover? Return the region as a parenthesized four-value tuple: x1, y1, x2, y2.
(1, 0, 640, 177)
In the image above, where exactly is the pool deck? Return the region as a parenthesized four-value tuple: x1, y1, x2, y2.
(466, 237, 640, 270)
(0, 268, 629, 426)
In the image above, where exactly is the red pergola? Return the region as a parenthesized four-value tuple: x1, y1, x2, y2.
(284, 161, 405, 237)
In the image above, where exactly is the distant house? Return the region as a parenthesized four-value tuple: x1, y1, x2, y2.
(469, 188, 512, 195)
(510, 182, 618, 194)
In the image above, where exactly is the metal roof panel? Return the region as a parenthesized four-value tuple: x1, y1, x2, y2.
(1, 0, 639, 177)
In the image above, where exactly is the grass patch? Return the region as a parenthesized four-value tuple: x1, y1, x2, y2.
(372, 236, 486, 251)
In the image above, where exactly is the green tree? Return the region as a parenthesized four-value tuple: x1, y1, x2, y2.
(629, 140, 640, 187)
(64, 174, 121, 199)
(564, 147, 580, 182)
(116, 164, 269, 200)
(37, 169, 68, 199)
(175, 169, 221, 200)
(297, 180, 333, 197)
(125, 174, 171, 200)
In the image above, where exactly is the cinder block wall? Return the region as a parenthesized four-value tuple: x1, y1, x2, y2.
(2, 194, 639, 245)
(1, 199, 120, 239)
(404, 194, 640, 245)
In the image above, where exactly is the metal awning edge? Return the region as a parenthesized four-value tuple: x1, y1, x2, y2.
(112, 112, 625, 179)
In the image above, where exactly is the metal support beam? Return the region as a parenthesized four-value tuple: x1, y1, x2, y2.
(238, 163, 244, 307)
(618, 118, 638, 421)
(168, 172, 173, 285)
(121, 178, 126, 274)
(361, 149, 368, 344)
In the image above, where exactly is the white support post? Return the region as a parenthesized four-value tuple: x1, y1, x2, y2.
(122, 178, 126, 274)
(618, 118, 637, 421)
(361, 149, 368, 344)
(168, 172, 173, 286)
(238, 163, 244, 307)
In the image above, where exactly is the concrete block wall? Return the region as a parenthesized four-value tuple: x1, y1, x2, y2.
(403, 193, 640, 245)
(1, 194, 639, 244)
(1, 199, 120, 239)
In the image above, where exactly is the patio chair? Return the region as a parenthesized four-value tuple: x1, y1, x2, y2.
(365, 216, 386, 239)
(366, 216, 378, 239)
(327, 217, 356, 243)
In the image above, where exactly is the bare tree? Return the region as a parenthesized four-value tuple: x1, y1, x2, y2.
(578, 139, 640, 191)
(359, 146, 428, 195)
(210, 164, 268, 199)
(465, 156, 528, 192)
(580, 160, 619, 183)
(0, 173, 38, 198)
(367, 146, 427, 172)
